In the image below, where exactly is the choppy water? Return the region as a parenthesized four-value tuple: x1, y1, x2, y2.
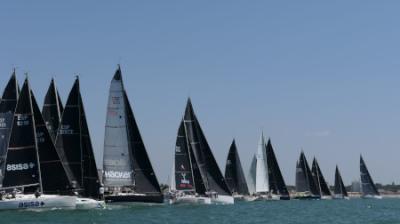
(3, 199, 400, 224)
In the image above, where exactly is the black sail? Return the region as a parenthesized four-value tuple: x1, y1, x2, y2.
(3, 79, 41, 192)
(42, 79, 64, 143)
(183, 99, 231, 196)
(360, 155, 379, 196)
(296, 152, 319, 195)
(265, 139, 289, 197)
(0, 71, 19, 185)
(174, 120, 195, 191)
(31, 90, 71, 194)
(311, 158, 331, 196)
(334, 165, 348, 197)
(224, 140, 249, 195)
(56, 78, 100, 198)
(124, 92, 161, 194)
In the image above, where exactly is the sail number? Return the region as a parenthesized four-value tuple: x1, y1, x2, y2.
(36, 131, 45, 143)
(16, 115, 30, 126)
(0, 118, 6, 128)
(104, 171, 132, 179)
(59, 125, 74, 134)
(7, 162, 36, 171)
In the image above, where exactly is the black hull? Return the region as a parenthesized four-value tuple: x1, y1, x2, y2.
(280, 196, 291, 200)
(293, 195, 320, 200)
(105, 194, 164, 204)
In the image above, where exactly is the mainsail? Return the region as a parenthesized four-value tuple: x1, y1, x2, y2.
(42, 79, 64, 143)
(224, 140, 249, 195)
(182, 99, 231, 196)
(334, 165, 348, 197)
(360, 155, 379, 196)
(311, 158, 331, 197)
(174, 120, 195, 192)
(265, 139, 289, 197)
(0, 71, 19, 185)
(295, 152, 319, 196)
(56, 77, 100, 198)
(2, 79, 42, 192)
(249, 134, 269, 193)
(103, 67, 161, 194)
(31, 90, 72, 194)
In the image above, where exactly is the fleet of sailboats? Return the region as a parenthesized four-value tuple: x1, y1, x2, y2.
(0, 68, 389, 210)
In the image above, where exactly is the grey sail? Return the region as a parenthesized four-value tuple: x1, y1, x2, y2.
(0, 71, 19, 185)
(360, 155, 379, 196)
(183, 99, 231, 196)
(224, 139, 249, 195)
(334, 165, 348, 197)
(42, 79, 64, 143)
(103, 68, 134, 187)
(311, 158, 331, 197)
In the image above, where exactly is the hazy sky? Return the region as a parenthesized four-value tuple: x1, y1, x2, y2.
(1, 1, 400, 185)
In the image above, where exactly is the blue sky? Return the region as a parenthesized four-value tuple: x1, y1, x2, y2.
(1, 1, 400, 185)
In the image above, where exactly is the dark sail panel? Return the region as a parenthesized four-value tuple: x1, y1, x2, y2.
(42, 79, 63, 142)
(360, 156, 379, 196)
(0, 71, 19, 185)
(265, 139, 289, 197)
(311, 158, 331, 196)
(224, 140, 249, 195)
(296, 152, 319, 195)
(184, 99, 231, 196)
(55, 80, 82, 191)
(334, 165, 348, 197)
(124, 92, 161, 194)
(3, 80, 40, 190)
(174, 120, 195, 191)
(31, 90, 71, 194)
(295, 160, 307, 192)
(80, 99, 100, 198)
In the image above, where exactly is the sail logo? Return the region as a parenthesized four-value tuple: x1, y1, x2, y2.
(59, 125, 74, 134)
(36, 131, 45, 143)
(7, 162, 35, 171)
(104, 171, 132, 179)
(175, 146, 181, 153)
(180, 173, 190, 184)
(0, 118, 6, 128)
(18, 201, 45, 208)
(16, 114, 30, 126)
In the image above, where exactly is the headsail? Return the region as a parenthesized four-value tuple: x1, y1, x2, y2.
(311, 158, 331, 196)
(31, 90, 71, 194)
(224, 140, 249, 195)
(360, 155, 379, 196)
(266, 139, 289, 197)
(334, 165, 348, 197)
(42, 79, 64, 143)
(0, 71, 19, 185)
(295, 152, 319, 196)
(2, 79, 41, 192)
(183, 99, 231, 196)
(56, 78, 100, 198)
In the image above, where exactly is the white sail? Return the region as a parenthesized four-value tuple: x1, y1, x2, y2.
(103, 73, 134, 187)
(170, 159, 176, 191)
(255, 134, 269, 193)
(247, 155, 257, 194)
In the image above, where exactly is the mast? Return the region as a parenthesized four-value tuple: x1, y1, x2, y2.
(0, 70, 19, 186)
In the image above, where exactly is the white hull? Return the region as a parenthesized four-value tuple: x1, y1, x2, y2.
(169, 195, 211, 205)
(362, 195, 382, 199)
(0, 194, 76, 210)
(76, 198, 106, 209)
(321, 195, 333, 200)
(247, 194, 281, 201)
(211, 195, 234, 204)
(332, 195, 350, 200)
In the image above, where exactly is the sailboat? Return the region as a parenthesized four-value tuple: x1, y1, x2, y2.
(247, 133, 269, 200)
(42, 78, 64, 143)
(55, 77, 105, 208)
(333, 165, 349, 199)
(0, 70, 19, 187)
(0, 78, 76, 210)
(102, 66, 163, 203)
(311, 158, 332, 199)
(360, 155, 381, 199)
(294, 151, 320, 200)
(224, 139, 249, 200)
(265, 139, 290, 200)
(170, 99, 234, 204)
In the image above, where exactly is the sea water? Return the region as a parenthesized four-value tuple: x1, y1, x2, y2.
(2, 199, 400, 224)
